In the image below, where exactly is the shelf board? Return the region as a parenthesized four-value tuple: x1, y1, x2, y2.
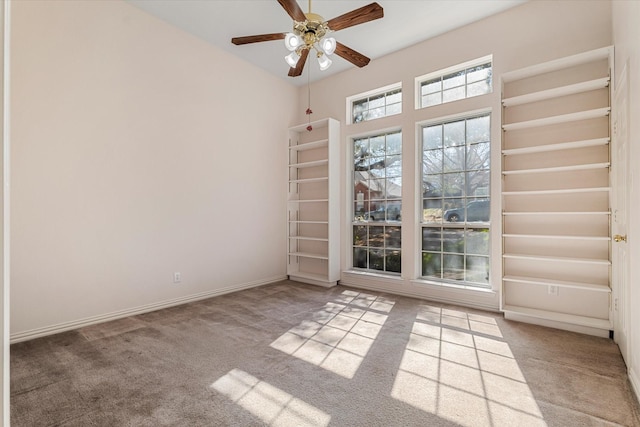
(288, 271, 331, 283)
(503, 253, 610, 265)
(502, 162, 609, 175)
(288, 236, 328, 242)
(501, 46, 612, 82)
(502, 233, 610, 241)
(502, 137, 609, 156)
(289, 177, 329, 184)
(502, 305, 612, 330)
(288, 251, 329, 260)
(288, 220, 329, 224)
(289, 159, 328, 169)
(289, 139, 328, 151)
(502, 107, 610, 131)
(502, 77, 610, 107)
(502, 187, 610, 196)
(288, 198, 329, 203)
(503, 275, 610, 292)
(503, 211, 610, 216)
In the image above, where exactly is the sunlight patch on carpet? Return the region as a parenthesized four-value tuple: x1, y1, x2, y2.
(210, 368, 330, 427)
(391, 304, 546, 426)
(270, 290, 394, 378)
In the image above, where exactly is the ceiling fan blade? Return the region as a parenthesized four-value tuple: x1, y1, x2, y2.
(231, 33, 286, 45)
(335, 42, 370, 68)
(326, 2, 383, 32)
(277, 0, 306, 22)
(288, 49, 309, 77)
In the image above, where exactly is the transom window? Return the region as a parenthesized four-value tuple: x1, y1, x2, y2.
(349, 84, 402, 124)
(416, 57, 492, 109)
(421, 114, 490, 287)
(352, 131, 402, 273)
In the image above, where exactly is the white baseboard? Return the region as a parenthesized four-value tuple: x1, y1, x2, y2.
(630, 366, 640, 405)
(10, 275, 287, 344)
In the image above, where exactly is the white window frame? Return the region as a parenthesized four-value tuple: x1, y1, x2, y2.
(414, 55, 493, 110)
(349, 127, 403, 275)
(346, 82, 402, 125)
(415, 108, 492, 289)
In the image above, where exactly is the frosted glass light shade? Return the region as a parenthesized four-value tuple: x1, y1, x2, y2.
(284, 33, 303, 51)
(318, 54, 332, 71)
(285, 51, 300, 67)
(320, 37, 336, 55)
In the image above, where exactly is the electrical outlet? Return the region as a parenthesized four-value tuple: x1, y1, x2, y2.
(548, 285, 559, 296)
(173, 272, 182, 283)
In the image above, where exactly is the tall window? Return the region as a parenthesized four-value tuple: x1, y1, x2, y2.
(353, 131, 402, 273)
(350, 86, 402, 124)
(416, 57, 492, 109)
(421, 114, 490, 287)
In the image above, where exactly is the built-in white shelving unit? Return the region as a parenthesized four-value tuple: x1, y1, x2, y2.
(501, 46, 614, 335)
(287, 118, 340, 287)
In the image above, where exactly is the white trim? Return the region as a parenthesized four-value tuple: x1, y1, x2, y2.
(10, 275, 286, 343)
(1, 0, 8, 424)
(340, 270, 499, 312)
(416, 107, 492, 128)
(345, 81, 402, 125)
(415, 55, 493, 110)
(629, 366, 640, 406)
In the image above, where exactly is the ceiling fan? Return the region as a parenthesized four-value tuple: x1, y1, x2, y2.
(231, 0, 384, 77)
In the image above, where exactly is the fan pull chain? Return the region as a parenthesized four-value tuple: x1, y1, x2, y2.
(306, 66, 313, 131)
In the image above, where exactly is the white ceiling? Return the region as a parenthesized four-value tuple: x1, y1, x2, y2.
(127, 0, 526, 86)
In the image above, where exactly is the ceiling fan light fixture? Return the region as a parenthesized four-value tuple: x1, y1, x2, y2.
(285, 51, 300, 67)
(284, 32, 303, 51)
(317, 53, 332, 71)
(320, 37, 336, 55)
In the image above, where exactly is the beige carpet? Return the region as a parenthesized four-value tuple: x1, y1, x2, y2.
(10, 280, 640, 426)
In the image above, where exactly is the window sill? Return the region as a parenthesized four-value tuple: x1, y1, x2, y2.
(410, 278, 496, 295)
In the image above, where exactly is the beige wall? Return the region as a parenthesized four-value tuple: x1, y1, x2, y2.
(613, 0, 640, 403)
(10, 0, 297, 338)
(298, 0, 612, 310)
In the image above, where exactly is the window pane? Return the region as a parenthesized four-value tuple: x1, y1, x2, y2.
(443, 121, 465, 147)
(386, 155, 402, 176)
(466, 228, 489, 255)
(467, 171, 490, 198)
(423, 200, 442, 223)
(443, 86, 465, 103)
(443, 198, 465, 222)
(369, 94, 385, 108)
(386, 132, 402, 155)
(354, 247, 367, 268)
(465, 256, 489, 285)
(443, 71, 465, 89)
(444, 146, 465, 172)
(423, 174, 442, 194)
(369, 106, 385, 121)
(443, 254, 464, 280)
(467, 116, 490, 144)
(422, 78, 442, 95)
(369, 249, 384, 271)
(423, 151, 443, 175)
(467, 81, 491, 98)
(466, 64, 491, 83)
(422, 252, 441, 278)
(369, 226, 384, 246)
(423, 125, 443, 149)
(353, 225, 367, 246)
(385, 250, 401, 273)
(443, 229, 464, 253)
(386, 226, 401, 248)
(423, 93, 442, 107)
(443, 173, 465, 197)
(467, 142, 490, 170)
(386, 102, 402, 116)
(387, 89, 402, 104)
(422, 228, 442, 251)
